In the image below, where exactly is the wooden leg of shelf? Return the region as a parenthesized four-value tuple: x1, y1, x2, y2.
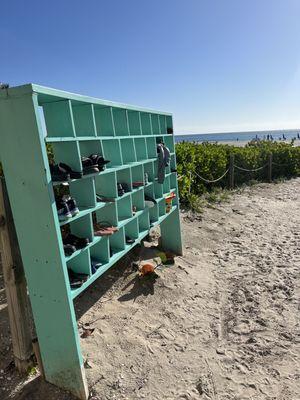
(160, 207, 183, 256)
(0, 178, 34, 374)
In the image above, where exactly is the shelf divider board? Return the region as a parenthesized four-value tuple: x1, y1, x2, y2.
(0, 92, 89, 399)
(93, 106, 115, 137)
(0, 84, 182, 400)
(43, 99, 76, 138)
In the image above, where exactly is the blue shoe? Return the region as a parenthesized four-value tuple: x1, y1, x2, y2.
(57, 200, 72, 221)
(64, 196, 79, 216)
(91, 257, 102, 274)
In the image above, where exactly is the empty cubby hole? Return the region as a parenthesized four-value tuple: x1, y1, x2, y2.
(146, 137, 157, 159)
(120, 138, 137, 164)
(151, 114, 160, 135)
(109, 227, 125, 256)
(166, 115, 173, 134)
(158, 199, 166, 217)
(149, 203, 159, 224)
(134, 138, 148, 161)
(94, 106, 115, 137)
(131, 165, 144, 184)
(154, 182, 163, 200)
(69, 213, 94, 243)
(67, 248, 91, 277)
(131, 190, 145, 212)
(140, 112, 152, 135)
(69, 177, 96, 209)
(94, 171, 117, 200)
(90, 237, 110, 266)
(93, 203, 118, 230)
(144, 161, 155, 183)
(112, 108, 129, 136)
(117, 195, 132, 223)
(125, 219, 139, 242)
(128, 110, 142, 135)
(163, 176, 171, 194)
(159, 115, 167, 135)
(79, 139, 103, 168)
(51, 141, 82, 172)
(138, 210, 150, 235)
(43, 99, 76, 138)
(101, 139, 123, 167)
(71, 103, 96, 137)
(117, 168, 132, 194)
(164, 136, 175, 153)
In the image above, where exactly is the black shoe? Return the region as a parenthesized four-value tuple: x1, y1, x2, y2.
(50, 164, 70, 182)
(89, 154, 110, 169)
(63, 233, 89, 249)
(64, 244, 76, 256)
(59, 163, 83, 179)
(81, 157, 99, 175)
(56, 199, 72, 221)
(68, 269, 89, 289)
(117, 183, 125, 196)
(126, 236, 135, 244)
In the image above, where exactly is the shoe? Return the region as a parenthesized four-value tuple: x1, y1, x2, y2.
(91, 257, 102, 274)
(126, 237, 135, 244)
(81, 157, 99, 175)
(94, 222, 119, 236)
(132, 181, 144, 188)
(96, 194, 115, 203)
(68, 269, 89, 289)
(63, 234, 89, 249)
(167, 127, 173, 134)
(89, 154, 110, 170)
(59, 163, 83, 179)
(64, 244, 77, 256)
(56, 200, 72, 221)
(117, 183, 125, 196)
(63, 196, 79, 217)
(50, 164, 70, 182)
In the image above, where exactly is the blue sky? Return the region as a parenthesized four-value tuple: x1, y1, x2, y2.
(2, 0, 300, 134)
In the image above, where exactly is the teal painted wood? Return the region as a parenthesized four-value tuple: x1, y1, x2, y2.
(0, 83, 183, 397)
(0, 92, 88, 399)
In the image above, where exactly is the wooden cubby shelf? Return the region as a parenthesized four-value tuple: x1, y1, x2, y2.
(0, 84, 183, 399)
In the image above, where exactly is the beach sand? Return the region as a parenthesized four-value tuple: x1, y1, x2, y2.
(0, 179, 299, 399)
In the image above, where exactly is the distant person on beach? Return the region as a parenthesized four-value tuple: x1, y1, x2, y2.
(298, 133, 300, 140)
(283, 133, 286, 140)
(267, 134, 270, 140)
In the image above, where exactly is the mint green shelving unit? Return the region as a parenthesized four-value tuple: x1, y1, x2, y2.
(0, 84, 183, 399)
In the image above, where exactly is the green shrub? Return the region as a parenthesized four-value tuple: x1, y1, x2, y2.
(176, 140, 300, 204)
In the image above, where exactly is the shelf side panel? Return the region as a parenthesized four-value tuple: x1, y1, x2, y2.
(0, 93, 88, 399)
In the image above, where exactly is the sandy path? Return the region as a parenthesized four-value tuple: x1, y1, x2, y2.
(0, 179, 299, 399)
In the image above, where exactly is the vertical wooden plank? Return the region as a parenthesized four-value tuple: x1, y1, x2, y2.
(229, 154, 235, 189)
(268, 153, 273, 183)
(0, 178, 33, 373)
(0, 90, 88, 400)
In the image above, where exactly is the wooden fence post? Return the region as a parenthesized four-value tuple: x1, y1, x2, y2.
(268, 153, 273, 183)
(0, 177, 33, 373)
(229, 154, 235, 189)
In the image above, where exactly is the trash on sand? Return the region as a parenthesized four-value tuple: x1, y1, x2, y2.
(81, 326, 95, 338)
(139, 263, 156, 276)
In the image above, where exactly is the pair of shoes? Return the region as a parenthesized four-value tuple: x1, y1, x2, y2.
(94, 222, 119, 236)
(117, 182, 130, 196)
(132, 181, 144, 188)
(56, 196, 79, 221)
(81, 154, 110, 175)
(50, 163, 82, 181)
(91, 257, 102, 274)
(63, 234, 89, 255)
(132, 206, 137, 215)
(68, 269, 89, 289)
(96, 194, 115, 203)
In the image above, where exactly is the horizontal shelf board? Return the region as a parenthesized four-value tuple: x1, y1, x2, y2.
(70, 229, 150, 299)
(59, 206, 92, 226)
(6, 84, 172, 115)
(65, 236, 102, 262)
(45, 134, 174, 143)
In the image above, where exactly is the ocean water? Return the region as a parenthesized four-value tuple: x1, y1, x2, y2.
(174, 129, 300, 143)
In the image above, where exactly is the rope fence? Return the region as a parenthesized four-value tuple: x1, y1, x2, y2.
(186, 153, 296, 190)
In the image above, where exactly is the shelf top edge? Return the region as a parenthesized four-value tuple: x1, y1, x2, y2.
(0, 84, 173, 116)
